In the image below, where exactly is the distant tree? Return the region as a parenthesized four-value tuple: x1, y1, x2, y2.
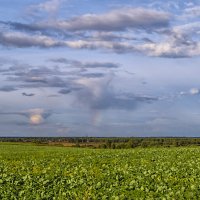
(106, 140, 112, 148)
(111, 143, 116, 149)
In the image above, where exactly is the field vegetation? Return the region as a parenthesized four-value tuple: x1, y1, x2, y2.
(1, 143, 200, 199)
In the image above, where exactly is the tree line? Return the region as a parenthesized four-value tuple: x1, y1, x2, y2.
(1, 137, 200, 148)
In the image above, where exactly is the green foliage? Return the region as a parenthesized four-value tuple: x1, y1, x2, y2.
(1, 137, 200, 148)
(1, 144, 200, 199)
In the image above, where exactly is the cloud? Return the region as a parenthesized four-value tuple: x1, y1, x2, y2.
(0, 58, 122, 100)
(0, 31, 62, 48)
(139, 21, 200, 58)
(0, 85, 17, 92)
(30, 0, 63, 13)
(58, 88, 71, 94)
(64, 40, 137, 53)
(89, 32, 137, 42)
(0, 108, 52, 125)
(22, 92, 35, 97)
(26, 0, 64, 19)
(31, 7, 170, 32)
(47, 94, 61, 97)
(50, 58, 120, 68)
(183, 6, 200, 18)
(28, 108, 51, 125)
(1, 30, 199, 58)
(1, 4, 200, 58)
(0, 30, 132, 53)
(62, 37, 200, 58)
(137, 31, 200, 58)
(178, 88, 200, 97)
(7, 68, 70, 89)
(190, 88, 200, 95)
(80, 73, 105, 78)
(0, 30, 176, 57)
(74, 74, 157, 110)
(0, 56, 158, 110)
(5, 7, 170, 33)
(0, 59, 112, 95)
(1, 19, 200, 58)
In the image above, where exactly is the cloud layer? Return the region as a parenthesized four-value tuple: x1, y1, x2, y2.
(0, 4, 200, 58)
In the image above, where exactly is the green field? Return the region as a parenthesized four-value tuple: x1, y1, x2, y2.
(0, 144, 200, 199)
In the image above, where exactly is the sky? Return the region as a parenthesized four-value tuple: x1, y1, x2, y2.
(1, 0, 200, 137)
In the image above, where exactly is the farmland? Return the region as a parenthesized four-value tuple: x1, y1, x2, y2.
(1, 144, 200, 199)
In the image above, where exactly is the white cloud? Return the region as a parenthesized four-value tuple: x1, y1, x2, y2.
(190, 88, 200, 95)
(2, 30, 200, 58)
(179, 88, 200, 96)
(138, 41, 200, 58)
(184, 6, 200, 18)
(34, 7, 170, 31)
(173, 22, 200, 37)
(0, 31, 61, 48)
(27, 0, 64, 16)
